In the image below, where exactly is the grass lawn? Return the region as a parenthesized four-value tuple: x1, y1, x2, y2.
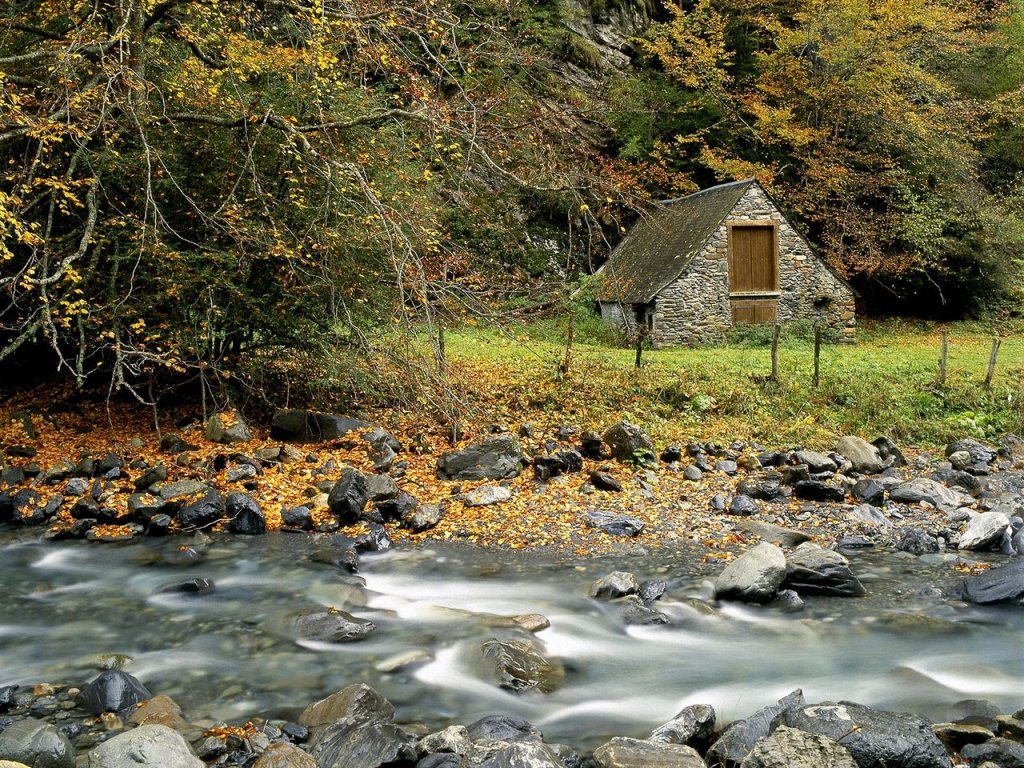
(435, 319, 1023, 450)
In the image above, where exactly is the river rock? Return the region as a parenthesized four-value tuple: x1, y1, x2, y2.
(649, 704, 716, 752)
(465, 485, 512, 507)
(835, 436, 885, 474)
(353, 522, 392, 552)
(133, 465, 167, 491)
(706, 689, 806, 768)
(309, 717, 418, 768)
(0, 718, 74, 768)
(87, 725, 203, 767)
(960, 738, 1024, 767)
(958, 511, 1009, 551)
(402, 502, 443, 532)
(782, 702, 951, 768)
(872, 437, 907, 466)
(728, 495, 759, 516)
(225, 492, 265, 535)
(959, 558, 1024, 604)
(890, 478, 965, 508)
(590, 572, 640, 599)
(895, 527, 940, 555)
(851, 478, 886, 506)
(783, 543, 866, 597)
(327, 468, 369, 522)
(683, 465, 703, 482)
(533, 450, 583, 480)
(584, 510, 644, 536)
(592, 737, 704, 768)
(374, 491, 418, 522)
(481, 639, 565, 693)
(127, 695, 192, 733)
(946, 438, 996, 466)
(299, 683, 394, 728)
(482, 742, 564, 768)
(740, 725, 857, 768)
(736, 478, 782, 501)
(252, 743, 317, 768)
(270, 410, 401, 451)
(614, 594, 669, 625)
(948, 451, 972, 471)
(602, 421, 656, 466)
(285, 609, 375, 643)
(845, 504, 890, 526)
(715, 543, 787, 603)
(590, 471, 623, 492)
(155, 577, 215, 596)
(795, 480, 844, 502)
(206, 412, 251, 444)
(176, 490, 224, 529)
(79, 670, 152, 715)
(466, 716, 541, 743)
(793, 450, 837, 473)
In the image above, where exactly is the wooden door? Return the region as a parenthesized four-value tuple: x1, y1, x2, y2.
(729, 223, 778, 325)
(729, 225, 777, 293)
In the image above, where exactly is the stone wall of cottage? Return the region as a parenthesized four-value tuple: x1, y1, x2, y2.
(642, 185, 856, 347)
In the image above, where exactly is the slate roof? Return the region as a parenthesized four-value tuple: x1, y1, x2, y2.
(597, 179, 755, 304)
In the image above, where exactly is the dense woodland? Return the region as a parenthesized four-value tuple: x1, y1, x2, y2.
(1, 0, 1023, 407)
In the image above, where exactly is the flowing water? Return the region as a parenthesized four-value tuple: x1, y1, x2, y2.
(1, 532, 1020, 749)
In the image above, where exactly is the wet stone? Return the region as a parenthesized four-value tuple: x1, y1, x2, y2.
(79, 670, 152, 716)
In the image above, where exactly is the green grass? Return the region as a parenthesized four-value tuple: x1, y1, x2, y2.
(438, 318, 1024, 450)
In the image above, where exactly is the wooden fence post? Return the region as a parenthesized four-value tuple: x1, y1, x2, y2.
(938, 331, 948, 386)
(770, 323, 780, 382)
(813, 325, 822, 388)
(984, 337, 1001, 389)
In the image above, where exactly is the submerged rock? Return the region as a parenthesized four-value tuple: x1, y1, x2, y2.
(285, 609, 376, 643)
(481, 638, 565, 694)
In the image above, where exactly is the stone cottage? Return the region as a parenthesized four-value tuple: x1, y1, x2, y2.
(596, 179, 856, 346)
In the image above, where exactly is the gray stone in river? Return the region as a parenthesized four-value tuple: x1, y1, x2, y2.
(649, 703, 716, 753)
(86, 724, 203, 768)
(307, 718, 416, 768)
(590, 571, 639, 599)
(613, 594, 670, 626)
(958, 511, 1009, 551)
(285, 609, 375, 643)
(466, 715, 541, 743)
(299, 683, 394, 728)
(960, 738, 1024, 767)
(782, 702, 951, 768)
(592, 737, 704, 768)
(0, 718, 74, 768)
(251, 742, 317, 768)
(783, 543, 866, 597)
(705, 689, 805, 768)
(79, 670, 152, 715)
(482, 742, 565, 768)
(959, 558, 1024, 604)
(481, 638, 565, 694)
(895, 527, 940, 556)
(437, 435, 524, 481)
(835, 436, 885, 474)
(740, 725, 857, 768)
(715, 542, 787, 603)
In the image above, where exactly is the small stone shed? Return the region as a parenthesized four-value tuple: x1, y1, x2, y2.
(596, 179, 856, 346)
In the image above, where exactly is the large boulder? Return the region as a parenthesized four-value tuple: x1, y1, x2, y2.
(270, 410, 401, 452)
(437, 436, 524, 481)
(958, 511, 1009, 551)
(481, 638, 565, 694)
(945, 438, 996, 466)
(592, 737, 704, 768)
(959, 558, 1024, 604)
(176, 490, 224, 529)
(781, 702, 951, 768)
(740, 726, 857, 768)
(835, 436, 885, 474)
(79, 670, 152, 715)
(706, 690, 806, 768)
(602, 421, 657, 466)
(783, 543, 866, 597)
(299, 683, 394, 728)
(225, 492, 265, 535)
(205, 411, 251, 444)
(715, 543, 787, 603)
(792, 450, 837, 474)
(86, 725, 203, 768)
(0, 718, 74, 768)
(890, 478, 966, 508)
(590, 572, 640, 599)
